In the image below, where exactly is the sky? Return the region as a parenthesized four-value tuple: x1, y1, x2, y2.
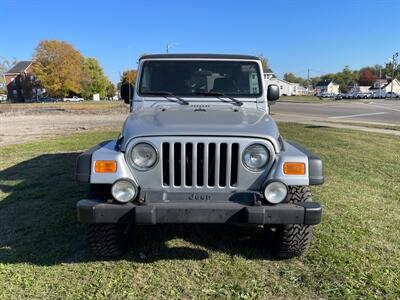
(1, 0, 399, 83)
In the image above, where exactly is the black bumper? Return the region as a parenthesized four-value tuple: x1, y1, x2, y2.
(77, 200, 322, 225)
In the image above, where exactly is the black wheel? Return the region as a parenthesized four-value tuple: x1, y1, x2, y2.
(87, 223, 132, 258)
(86, 184, 133, 258)
(265, 186, 313, 259)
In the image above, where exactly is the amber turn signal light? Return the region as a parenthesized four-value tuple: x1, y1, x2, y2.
(283, 162, 305, 175)
(95, 160, 117, 173)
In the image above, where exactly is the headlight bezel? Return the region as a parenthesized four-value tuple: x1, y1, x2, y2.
(242, 143, 271, 172)
(128, 141, 158, 171)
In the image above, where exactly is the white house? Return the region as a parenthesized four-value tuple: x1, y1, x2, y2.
(264, 73, 306, 96)
(348, 84, 371, 94)
(292, 84, 308, 96)
(315, 80, 340, 95)
(369, 78, 400, 97)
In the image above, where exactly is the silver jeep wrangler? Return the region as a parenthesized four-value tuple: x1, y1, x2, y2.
(76, 54, 323, 259)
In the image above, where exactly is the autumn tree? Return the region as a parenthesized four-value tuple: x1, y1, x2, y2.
(81, 57, 109, 99)
(358, 68, 377, 86)
(121, 69, 138, 85)
(33, 40, 84, 98)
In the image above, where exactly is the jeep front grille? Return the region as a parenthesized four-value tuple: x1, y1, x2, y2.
(161, 142, 240, 188)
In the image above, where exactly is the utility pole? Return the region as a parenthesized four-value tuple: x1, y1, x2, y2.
(390, 52, 399, 99)
(166, 43, 171, 54)
(379, 66, 382, 98)
(307, 68, 310, 95)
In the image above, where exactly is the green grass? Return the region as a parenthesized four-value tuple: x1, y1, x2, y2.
(0, 101, 125, 113)
(0, 125, 399, 299)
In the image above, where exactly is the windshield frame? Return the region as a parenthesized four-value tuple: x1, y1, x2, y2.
(137, 59, 264, 98)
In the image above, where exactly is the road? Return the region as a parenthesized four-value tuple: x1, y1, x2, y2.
(272, 100, 400, 124)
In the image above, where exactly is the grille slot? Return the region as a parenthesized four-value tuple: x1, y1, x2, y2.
(162, 141, 239, 188)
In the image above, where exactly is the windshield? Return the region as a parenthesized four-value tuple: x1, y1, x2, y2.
(138, 60, 262, 97)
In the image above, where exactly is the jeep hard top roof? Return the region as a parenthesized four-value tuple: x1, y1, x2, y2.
(139, 53, 260, 60)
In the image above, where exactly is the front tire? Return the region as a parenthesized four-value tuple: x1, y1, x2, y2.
(266, 186, 313, 259)
(87, 224, 131, 258)
(86, 184, 132, 258)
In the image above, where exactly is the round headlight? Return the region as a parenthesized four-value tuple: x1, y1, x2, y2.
(130, 143, 157, 170)
(111, 180, 137, 203)
(242, 144, 269, 171)
(263, 181, 288, 204)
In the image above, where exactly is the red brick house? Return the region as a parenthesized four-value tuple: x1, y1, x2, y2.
(5, 61, 41, 102)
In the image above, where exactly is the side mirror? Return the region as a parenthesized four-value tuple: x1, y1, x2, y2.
(120, 83, 133, 104)
(267, 84, 279, 102)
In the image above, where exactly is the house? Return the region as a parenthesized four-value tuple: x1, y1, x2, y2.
(293, 84, 308, 96)
(371, 79, 388, 89)
(369, 78, 400, 97)
(263, 68, 276, 80)
(264, 72, 307, 96)
(347, 84, 371, 94)
(4, 61, 43, 102)
(315, 80, 340, 95)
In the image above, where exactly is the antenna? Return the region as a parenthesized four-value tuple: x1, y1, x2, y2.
(166, 43, 178, 53)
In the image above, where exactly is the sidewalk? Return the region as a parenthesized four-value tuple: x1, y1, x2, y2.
(273, 113, 400, 136)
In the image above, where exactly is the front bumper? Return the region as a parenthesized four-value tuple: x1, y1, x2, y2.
(77, 200, 322, 225)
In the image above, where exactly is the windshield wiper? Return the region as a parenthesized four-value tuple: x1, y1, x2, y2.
(193, 91, 243, 106)
(141, 91, 189, 105)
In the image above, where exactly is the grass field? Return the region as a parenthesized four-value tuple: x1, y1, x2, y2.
(0, 100, 125, 113)
(0, 124, 399, 299)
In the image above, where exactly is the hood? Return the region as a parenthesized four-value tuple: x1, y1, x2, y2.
(120, 107, 280, 151)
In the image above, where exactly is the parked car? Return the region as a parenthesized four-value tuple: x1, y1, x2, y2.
(356, 92, 374, 99)
(385, 92, 400, 98)
(38, 97, 60, 103)
(335, 94, 343, 100)
(346, 92, 363, 99)
(76, 54, 324, 259)
(63, 96, 84, 102)
(317, 92, 335, 98)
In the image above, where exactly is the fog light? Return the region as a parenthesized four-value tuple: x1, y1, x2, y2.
(263, 181, 288, 204)
(111, 180, 137, 203)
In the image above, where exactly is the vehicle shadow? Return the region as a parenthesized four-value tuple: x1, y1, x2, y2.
(0, 153, 274, 266)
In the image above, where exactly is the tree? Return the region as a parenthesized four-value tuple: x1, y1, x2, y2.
(384, 61, 400, 80)
(121, 69, 138, 85)
(32, 40, 84, 98)
(105, 81, 116, 99)
(284, 72, 306, 86)
(335, 66, 358, 92)
(358, 68, 377, 86)
(0, 57, 17, 93)
(81, 57, 109, 99)
(256, 54, 269, 72)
